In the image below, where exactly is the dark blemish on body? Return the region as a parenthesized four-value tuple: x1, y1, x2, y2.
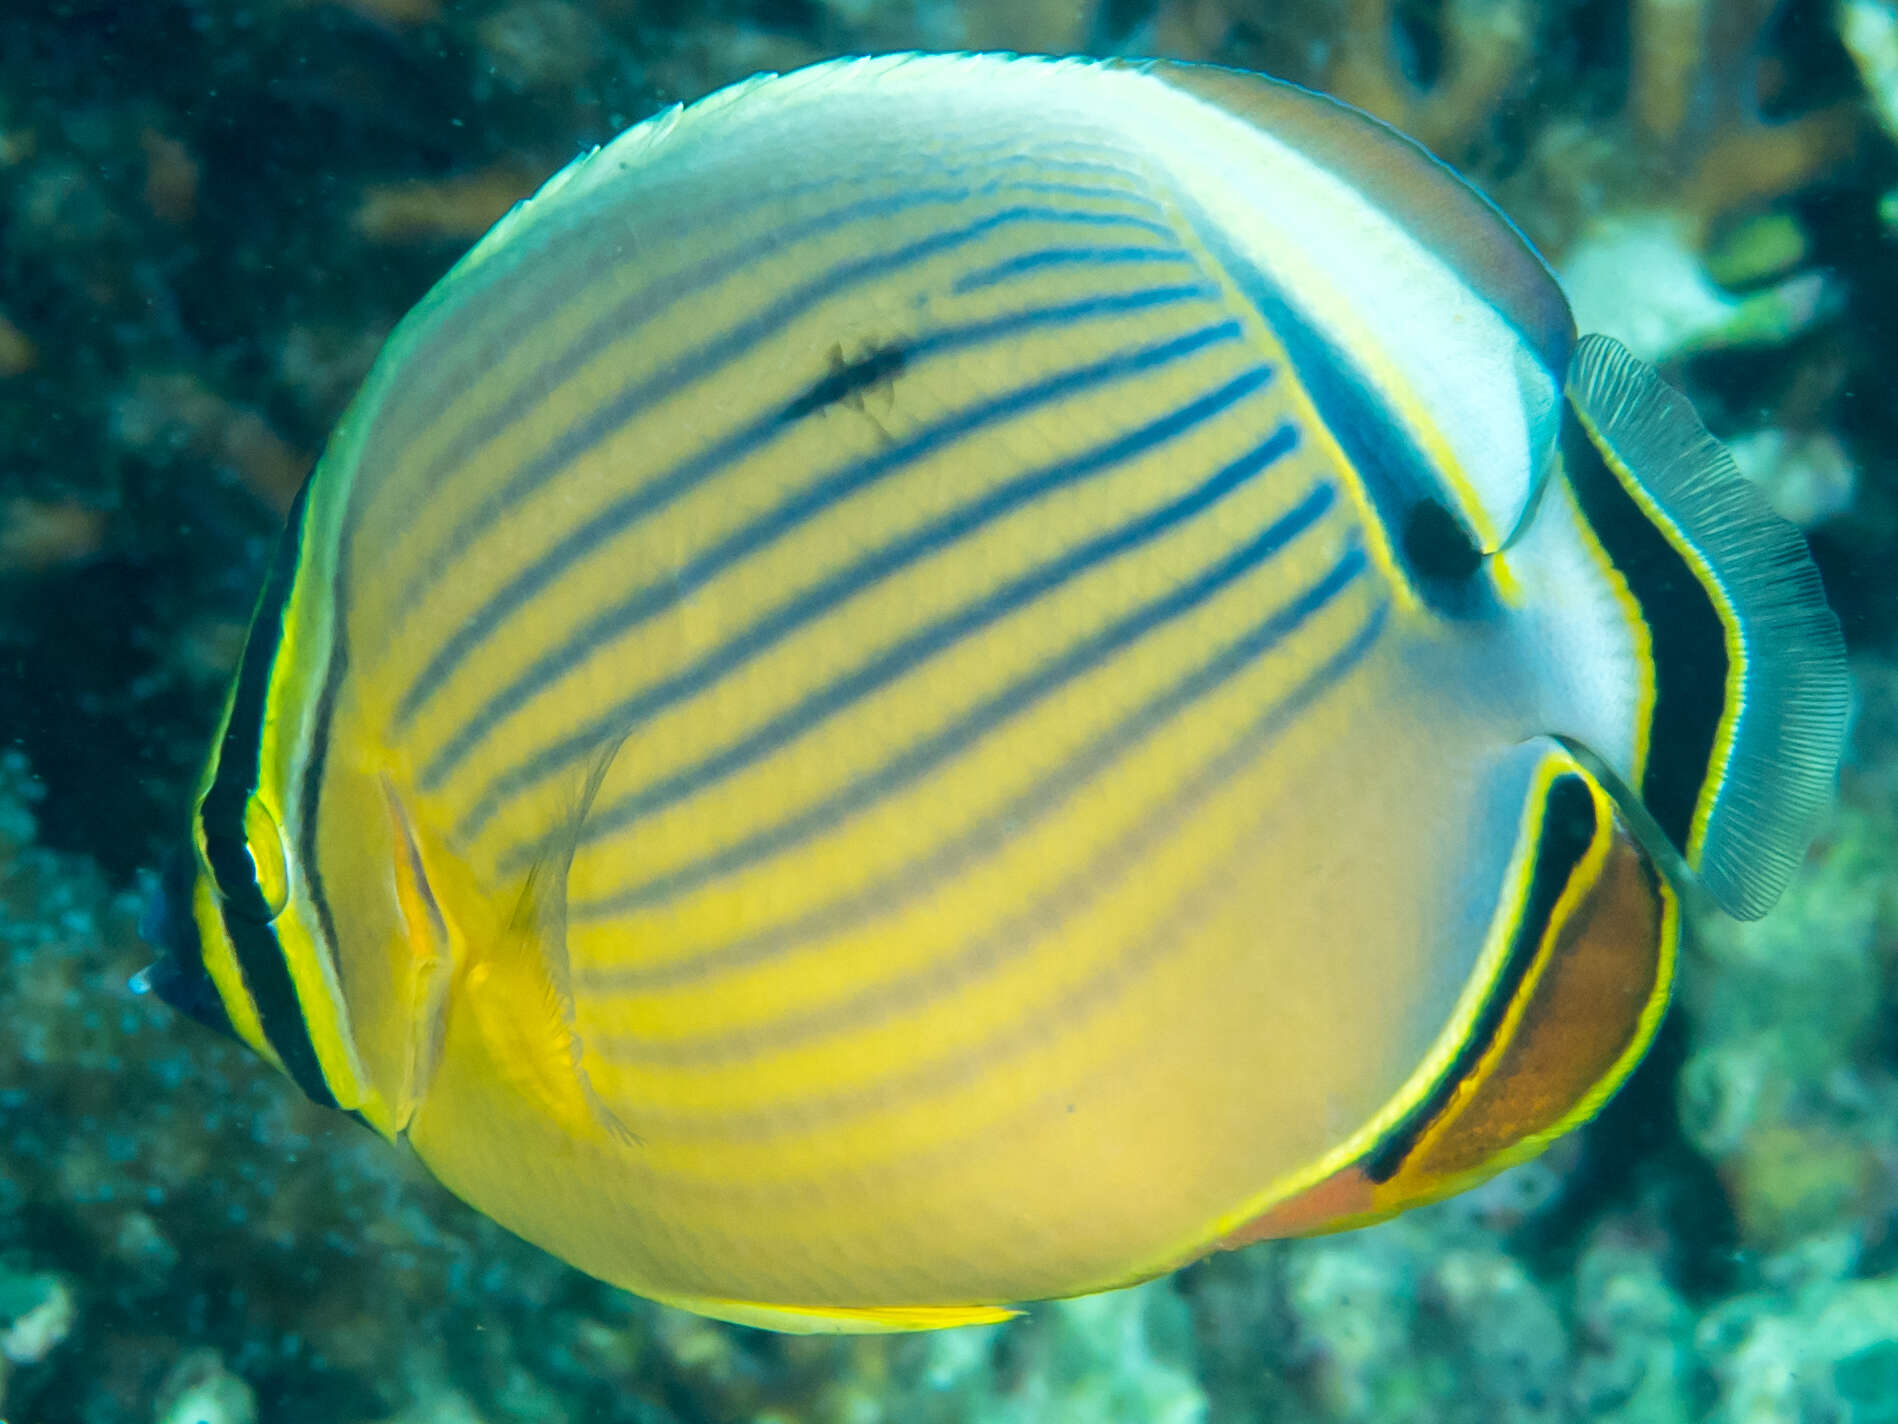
(1401, 497, 1484, 584)
(779, 340, 910, 426)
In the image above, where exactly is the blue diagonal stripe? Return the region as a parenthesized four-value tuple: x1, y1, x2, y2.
(513, 440, 1324, 882)
(575, 581, 1384, 994)
(953, 243, 1198, 292)
(424, 359, 1270, 796)
(427, 315, 1240, 824)
(353, 147, 1169, 522)
(385, 192, 1187, 643)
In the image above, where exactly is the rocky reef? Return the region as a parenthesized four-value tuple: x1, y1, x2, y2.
(2, 2, 1895, 1420)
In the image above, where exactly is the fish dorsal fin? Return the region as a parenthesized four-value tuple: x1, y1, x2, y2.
(1135, 59, 1575, 379)
(1121, 58, 1568, 554)
(1562, 334, 1848, 918)
(438, 54, 952, 291)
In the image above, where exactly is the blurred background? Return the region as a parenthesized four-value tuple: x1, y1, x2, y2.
(1, 1, 1896, 1420)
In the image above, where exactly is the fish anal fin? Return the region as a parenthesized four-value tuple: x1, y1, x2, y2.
(1218, 1165, 1380, 1246)
(649, 1292, 1019, 1335)
(1358, 770, 1678, 1221)
(1222, 762, 1679, 1242)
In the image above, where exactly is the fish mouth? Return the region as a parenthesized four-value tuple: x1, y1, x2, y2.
(135, 844, 239, 1043)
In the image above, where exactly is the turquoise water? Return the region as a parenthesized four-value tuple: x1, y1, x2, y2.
(2, 2, 1895, 1420)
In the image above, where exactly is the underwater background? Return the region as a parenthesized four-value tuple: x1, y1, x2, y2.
(2, 0, 1897, 1419)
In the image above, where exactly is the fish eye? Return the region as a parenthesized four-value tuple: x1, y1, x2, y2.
(240, 798, 291, 918)
(197, 794, 290, 922)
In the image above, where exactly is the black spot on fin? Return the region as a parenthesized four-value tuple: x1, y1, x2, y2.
(1401, 498, 1485, 583)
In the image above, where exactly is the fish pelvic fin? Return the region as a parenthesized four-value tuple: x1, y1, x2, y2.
(649, 1292, 1020, 1335)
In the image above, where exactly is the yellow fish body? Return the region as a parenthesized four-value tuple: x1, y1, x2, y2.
(145, 53, 1848, 1332)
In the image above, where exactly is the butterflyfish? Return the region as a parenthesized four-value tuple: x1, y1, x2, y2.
(141, 53, 1848, 1333)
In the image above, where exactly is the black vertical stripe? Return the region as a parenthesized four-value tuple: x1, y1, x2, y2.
(1363, 772, 1599, 1184)
(195, 484, 339, 1110)
(1560, 405, 1727, 853)
(199, 484, 310, 924)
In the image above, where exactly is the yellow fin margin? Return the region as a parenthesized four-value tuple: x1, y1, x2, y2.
(652, 1293, 1020, 1335)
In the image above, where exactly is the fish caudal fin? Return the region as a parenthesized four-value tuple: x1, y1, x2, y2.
(1559, 333, 1848, 920)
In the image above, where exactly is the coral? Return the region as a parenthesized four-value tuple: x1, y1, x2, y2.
(1558, 212, 1838, 365)
(1120, 0, 1863, 233)
(322, 0, 445, 26)
(474, 2, 614, 92)
(153, 1351, 258, 1424)
(0, 1268, 76, 1368)
(1843, 0, 1898, 143)
(1674, 672, 1898, 1259)
(110, 372, 311, 516)
(1423, 1248, 1568, 1424)
(139, 128, 199, 226)
(0, 498, 107, 575)
(1277, 1229, 1425, 1422)
(1623, 0, 1860, 232)
(1726, 428, 1858, 529)
(351, 163, 548, 247)
(1570, 1224, 1694, 1424)
(1320, 0, 1538, 163)
(1698, 1273, 1898, 1424)
(0, 311, 36, 376)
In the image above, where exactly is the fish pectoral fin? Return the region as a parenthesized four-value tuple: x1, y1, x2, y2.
(651, 1291, 1020, 1334)
(462, 938, 639, 1148)
(461, 740, 642, 1146)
